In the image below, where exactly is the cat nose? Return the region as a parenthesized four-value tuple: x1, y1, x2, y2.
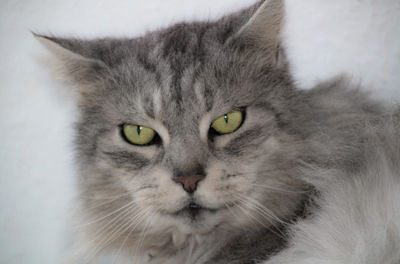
(173, 174, 205, 193)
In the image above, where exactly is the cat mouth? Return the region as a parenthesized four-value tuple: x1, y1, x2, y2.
(173, 201, 217, 220)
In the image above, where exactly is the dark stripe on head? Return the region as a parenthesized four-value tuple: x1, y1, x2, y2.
(103, 151, 150, 170)
(224, 126, 269, 156)
(136, 51, 162, 85)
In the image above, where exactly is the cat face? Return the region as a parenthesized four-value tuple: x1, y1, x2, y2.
(74, 42, 296, 233)
(38, 0, 307, 252)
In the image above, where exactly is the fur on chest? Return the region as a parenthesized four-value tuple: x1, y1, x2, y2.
(124, 230, 227, 264)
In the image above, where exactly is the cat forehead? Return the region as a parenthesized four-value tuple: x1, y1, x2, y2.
(38, 0, 288, 124)
(115, 22, 237, 89)
(104, 62, 246, 126)
(101, 24, 260, 117)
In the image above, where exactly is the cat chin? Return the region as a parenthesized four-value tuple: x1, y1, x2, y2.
(153, 209, 227, 235)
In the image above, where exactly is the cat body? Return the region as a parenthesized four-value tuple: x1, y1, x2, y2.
(266, 108, 400, 264)
(36, 0, 400, 263)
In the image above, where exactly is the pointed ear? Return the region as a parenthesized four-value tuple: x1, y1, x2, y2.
(236, 0, 285, 65)
(34, 33, 109, 85)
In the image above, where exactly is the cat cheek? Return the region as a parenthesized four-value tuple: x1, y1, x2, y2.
(136, 167, 186, 213)
(212, 134, 235, 149)
(195, 161, 235, 206)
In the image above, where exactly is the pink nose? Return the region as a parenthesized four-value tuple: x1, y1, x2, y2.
(173, 174, 205, 193)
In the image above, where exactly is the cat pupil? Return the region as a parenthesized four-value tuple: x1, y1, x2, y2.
(224, 114, 228, 123)
(137, 125, 142, 135)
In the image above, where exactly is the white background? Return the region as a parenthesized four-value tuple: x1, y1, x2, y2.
(0, 0, 399, 263)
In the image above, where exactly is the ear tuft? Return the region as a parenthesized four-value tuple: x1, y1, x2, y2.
(33, 33, 108, 85)
(236, 0, 285, 65)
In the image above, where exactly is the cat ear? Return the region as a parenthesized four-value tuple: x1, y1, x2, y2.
(34, 33, 109, 85)
(236, 0, 285, 65)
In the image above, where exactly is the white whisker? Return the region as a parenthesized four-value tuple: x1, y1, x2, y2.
(235, 192, 290, 226)
(74, 200, 137, 229)
(112, 209, 152, 264)
(133, 211, 152, 264)
(86, 208, 149, 264)
(249, 183, 309, 194)
(233, 195, 287, 239)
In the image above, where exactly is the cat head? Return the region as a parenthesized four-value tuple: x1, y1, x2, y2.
(37, 0, 308, 254)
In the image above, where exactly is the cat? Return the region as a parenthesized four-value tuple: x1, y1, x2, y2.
(36, 0, 400, 263)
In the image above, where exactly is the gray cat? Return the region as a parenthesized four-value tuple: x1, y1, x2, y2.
(36, 0, 400, 263)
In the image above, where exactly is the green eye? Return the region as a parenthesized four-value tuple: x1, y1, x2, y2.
(211, 111, 244, 134)
(122, 124, 155, 145)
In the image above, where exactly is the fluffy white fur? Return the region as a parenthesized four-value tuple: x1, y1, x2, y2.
(266, 120, 400, 264)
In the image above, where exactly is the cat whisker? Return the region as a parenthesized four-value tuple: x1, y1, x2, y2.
(67, 191, 136, 223)
(249, 183, 310, 194)
(74, 196, 151, 229)
(85, 207, 150, 264)
(74, 200, 137, 230)
(83, 208, 138, 263)
(232, 194, 288, 239)
(230, 199, 271, 231)
(80, 196, 141, 220)
(235, 192, 290, 226)
(79, 192, 130, 201)
(79, 187, 156, 219)
(79, 197, 130, 218)
(86, 203, 139, 246)
(230, 168, 283, 177)
(112, 209, 152, 264)
(133, 211, 152, 264)
(107, 208, 150, 255)
(81, 204, 143, 262)
(223, 201, 252, 237)
(79, 184, 156, 201)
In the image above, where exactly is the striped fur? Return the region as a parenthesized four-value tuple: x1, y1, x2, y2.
(37, 0, 399, 263)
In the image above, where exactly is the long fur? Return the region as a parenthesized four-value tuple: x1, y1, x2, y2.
(267, 110, 400, 264)
(36, 0, 400, 263)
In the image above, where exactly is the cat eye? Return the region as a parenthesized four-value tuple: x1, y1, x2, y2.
(211, 111, 244, 135)
(122, 124, 156, 145)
